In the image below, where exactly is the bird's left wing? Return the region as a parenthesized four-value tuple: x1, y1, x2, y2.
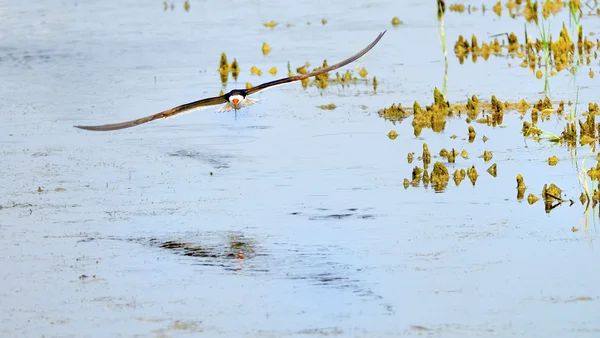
(245, 30, 386, 96)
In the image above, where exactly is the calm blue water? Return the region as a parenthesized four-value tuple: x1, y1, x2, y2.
(1, 1, 600, 337)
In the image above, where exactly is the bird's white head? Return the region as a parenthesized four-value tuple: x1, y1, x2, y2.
(229, 94, 244, 109)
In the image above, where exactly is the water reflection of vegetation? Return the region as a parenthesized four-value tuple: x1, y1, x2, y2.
(448, 0, 599, 17)
(162, 1, 190, 11)
(216, 52, 377, 92)
(452, 1, 599, 82)
(378, 86, 600, 221)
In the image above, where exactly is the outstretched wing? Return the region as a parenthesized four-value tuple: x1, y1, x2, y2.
(245, 30, 387, 96)
(74, 95, 227, 131)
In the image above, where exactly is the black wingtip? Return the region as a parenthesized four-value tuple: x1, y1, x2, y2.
(73, 125, 105, 131)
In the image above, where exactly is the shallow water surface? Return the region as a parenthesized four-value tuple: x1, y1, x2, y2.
(2, 0, 600, 337)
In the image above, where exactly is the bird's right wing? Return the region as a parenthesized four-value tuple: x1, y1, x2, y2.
(74, 95, 228, 131)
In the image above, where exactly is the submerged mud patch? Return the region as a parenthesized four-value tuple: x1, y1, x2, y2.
(289, 208, 377, 221)
(168, 150, 232, 169)
(152, 234, 258, 262)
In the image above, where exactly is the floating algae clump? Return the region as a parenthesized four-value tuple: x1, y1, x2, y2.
(358, 67, 368, 78)
(422, 143, 431, 167)
(296, 65, 308, 74)
(262, 42, 272, 55)
(487, 163, 497, 177)
(318, 104, 337, 110)
(468, 126, 476, 142)
(528, 193, 540, 204)
(579, 111, 597, 145)
(378, 103, 410, 121)
(453, 169, 466, 186)
(560, 121, 577, 143)
(533, 97, 553, 111)
(447, 149, 457, 163)
(542, 183, 563, 212)
(431, 161, 449, 190)
(218, 53, 231, 83)
(250, 66, 262, 76)
(586, 161, 600, 180)
(542, 183, 562, 201)
(231, 59, 240, 80)
(423, 169, 430, 185)
(467, 166, 478, 185)
(412, 89, 449, 136)
(522, 121, 542, 138)
(466, 95, 480, 120)
(313, 60, 331, 89)
(580, 192, 588, 205)
(483, 150, 493, 162)
(517, 174, 526, 200)
(412, 166, 423, 185)
(490, 95, 504, 125)
(507, 32, 519, 53)
(219, 52, 229, 72)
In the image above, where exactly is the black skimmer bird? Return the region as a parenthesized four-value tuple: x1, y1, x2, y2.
(74, 31, 386, 131)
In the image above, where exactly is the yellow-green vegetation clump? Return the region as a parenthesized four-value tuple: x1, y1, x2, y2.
(468, 126, 476, 142)
(230, 59, 239, 80)
(250, 66, 262, 76)
(483, 150, 493, 162)
(218, 52, 230, 83)
(422, 143, 432, 167)
(517, 174, 527, 200)
(453, 169, 466, 186)
(542, 183, 564, 211)
(218, 54, 240, 83)
(487, 163, 497, 177)
(522, 121, 543, 139)
(543, 183, 563, 201)
(467, 166, 478, 185)
(317, 104, 336, 110)
(528, 193, 540, 204)
(431, 161, 450, 191)
(262, 42, 272, 55)
(412, 88, 449, 136)
(284, 60, 377, 90)
(378, 104, 410, 121)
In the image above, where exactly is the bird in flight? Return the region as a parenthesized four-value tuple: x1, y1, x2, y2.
(74, 31, 386, 131)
